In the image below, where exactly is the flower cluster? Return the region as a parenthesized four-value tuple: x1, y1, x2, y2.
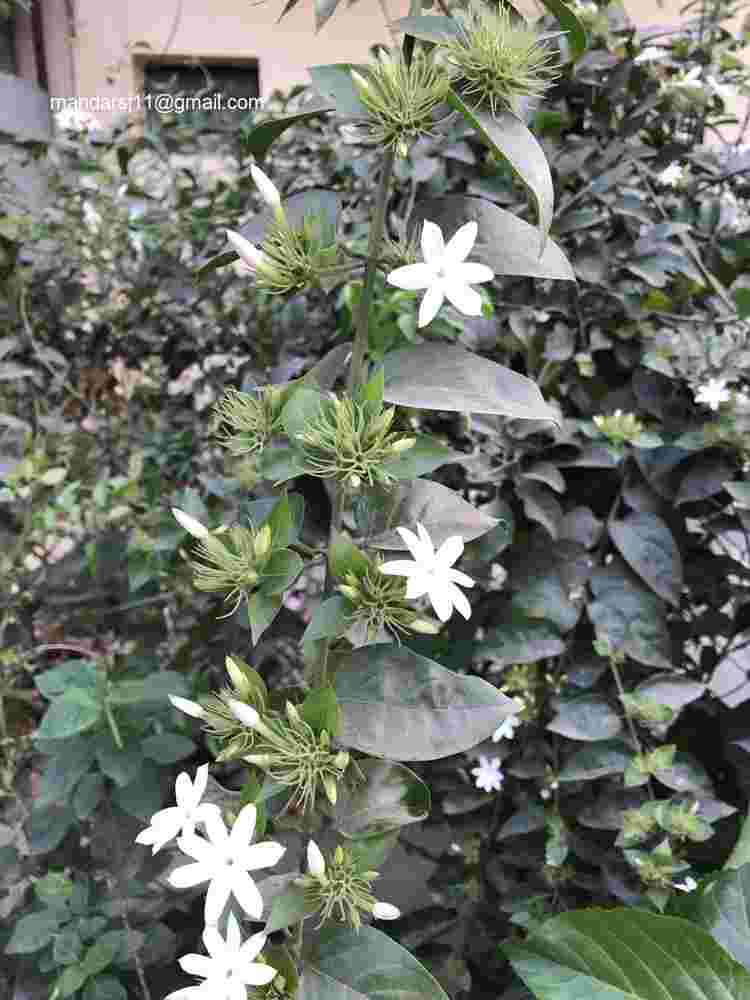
(297, 841, 400, 930)
(212, 385, 288, 457)
(337, 556, 442, 641)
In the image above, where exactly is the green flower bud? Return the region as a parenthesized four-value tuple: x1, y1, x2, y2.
(389, 437, 416, 454)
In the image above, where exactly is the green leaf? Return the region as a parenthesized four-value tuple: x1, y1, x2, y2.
(587, 558, 672, 668)
(511, 571, 579, 633)
(301, 686, 341, 738)
(366, 478, 500, 552)
(82, 976, 127, 1000)
(497, 802, 547, 839)
(300, 968, 368, 1000)
(609, 513, 683, 608)
(390, 14, 462, 42)
(307, 64, 368, 115)
(28, 804, 76, 854)
(5, 910, 62, 954)
(304, 596, 352, 643)
(261, 492, 305, 549)
(241, 96, 334, 160)
(53, 964, 89, 999)
(477, 610, 565, 665)
(312, 925, 449, 999)
(335, 643, 518, 761)
(382, 343, 558, 420)
(333, 759, 430, 838)
(256, 446, 308, 485)
(410, 196, 575, 281)
(81, 935, 120, 978)
(380, 434, 458, 480)
(247, 591, 283, 645)
(37, 688, 102, 740)
(329, 533, 371, 579)
(314, 0, 341, 30)
(726, 808, 750, 870)
(111, 762, 163, 820)
(675, 865, 750, 972)
(107, 671, 187, 707)
(259, 548, 304, 595)
(448, 97, 553, 254)
(547, 696, 623, 742)
(73, 773, 105, 821)
(95, 737, 144, 786)
(281, 386, 325, 441)
(558, 741, 634, 782)
(36, 660, 99, 698)
(265, 883, 311, 934)
(35, 738, 93, 807)
(141, 732, 195, 764)
(503, 907, 750, 1000)
(538, 0, 588, 61)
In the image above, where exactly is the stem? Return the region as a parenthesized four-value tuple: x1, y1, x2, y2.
(609, 657, 655, 801)
(105, 701, 124, 750)
(314, 149, 396, 689)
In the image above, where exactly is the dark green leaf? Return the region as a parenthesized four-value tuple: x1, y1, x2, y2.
(390, 14, 462, 42)
(547, 696, 623, 741)
(333, 759, 430, 837)
(675, 865, 750, 971)
(112, 762, 163, 820)
(538, 0, 588, 60)
(95, 737, 144, 786)
(259, 549, 304, 595)
(28, 804, 76, 854)
(609, 513, 683, 608)
(266, 883, 311, 934)
(247, 591, 283, 645)
(256, 446, 308, 485)
(141, 732, 195, 764)
(281, 386, 325, 441)
(303, 596, 352, 642)
(73, 773, 105, 821)
(35, 738, 93, 808)
(380, 435, 458, 480)
(301, 686, 341, 737)
(82, 976, 128, 1000)
(476, 611, 565, 665)
(5, 910, 62, 954)
(107, 672, 187, 707)
(558, 741, 634, 782)
(36, 688, 102, 740)
(300, 968, 368, 1000)
(53, 964, 89, 999)
(307, 64, 368, 115)
(241, 96, 334, 160)
(81, 935, 120, 978)
(335, 643, 518, 761)
(503, 907, 750, 1000)
(312, 925, 450, 1000)
(448, 97, 553, 253)
(35, 660, 99, 698)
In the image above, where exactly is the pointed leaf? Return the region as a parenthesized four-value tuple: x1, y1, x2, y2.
(676, 864, 750, 972)
(538, 0, 588, 61)
(448, 96, 553, 253)
(559, 741, 634, 782)
(307, 64, 368, 115)
(380, 435, 459, 480)
(390, 14, 462, 43)
(247, 592, 282, 645)
(335, 643, 518, 760)
(547, 696, 623, 742)
(410, 196, 575, 281)
(266, 883, 311, 934)
(300, 968, 368, 1000)
(609, 513, 683, 608)
(241, 97, 335, 161)
(503, 908, 750, 1000)
(333, 759, 430, 837)
(382, 343, 558, 420)
(314, 0, 342, 30)
(36, 689, 102, 740)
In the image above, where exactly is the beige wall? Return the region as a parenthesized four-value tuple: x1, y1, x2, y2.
(17, 0, 749, 134)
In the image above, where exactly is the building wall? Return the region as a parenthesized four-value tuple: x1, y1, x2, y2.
(14, 0, 750, 132)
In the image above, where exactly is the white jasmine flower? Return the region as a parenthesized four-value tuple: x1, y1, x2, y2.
(379, 522, 475, 622)
(169, 694, 206, 719)
(225, 229, 270, 276)
(135, 765, 221, 855)
(635, 46, 668, 64)
(673, 876, 698, 892)
(170, 804, 286, 924)
(172, 507, 210, 539)
(165, 913, 276, 1000)
(386, 220, 494, 327)
(657, 163, 684, 187)
(492, 714, 521, 742)
(472, 755, 504, 793)
(694, 377, 731, 410)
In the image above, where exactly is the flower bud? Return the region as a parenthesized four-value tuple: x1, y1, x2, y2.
(250, 164, 286, 223)
(225, 655, 249, 695)
(372, 901, 400, 920)
(169, 694, 205, 718)
(349, 474, 361, 489)
(172, 507, 210, 539)
(225, 229, 268, 274)
(229, 699, 260, 729)
(254, 524, 272, 562)
(285, 701, 302, 727)
(338, 585, 360, 602)
(307, 840, 326, 877)
(322, 774, 338, 805)
(350, 70, 372, 97)
(334, 751, 350, 771)
(411, 618, 442, 634)
(334, 845, 345, 865)
(390, 437, 416, 454)
(243, 753, 274, 768)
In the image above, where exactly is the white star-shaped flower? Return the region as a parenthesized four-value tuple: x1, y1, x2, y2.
(170, 804, 285, 924)
(492, 714, 521, 743)
(694, 378, 731, 410)
(386, 220, 494, 327)
(472, 755, 504, 793)
(136, 765, 220, 855)
(379, 523, 475, 622)
(657, 163, 684, 187)
(165, 913, 276, 1000)
(634, 46, 668, 64)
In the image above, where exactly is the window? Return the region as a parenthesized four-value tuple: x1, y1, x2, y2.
(141, 60, 260, 129)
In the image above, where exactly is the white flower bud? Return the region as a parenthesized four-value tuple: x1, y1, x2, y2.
(229, 699, 260, 729)
(372, 901, 400, 920)
(169, 695, 205, 718)
(171, 507, 209, 539)
(307, 839, 326, 877)
(250, 164, 283, 211)
(225, 229, 267, 273)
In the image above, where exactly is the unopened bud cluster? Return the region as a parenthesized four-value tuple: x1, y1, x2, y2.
(213, 385, 287, 457)
(234, 700, 350, 812)
(297, 842, 398, 930)
(294, 396, 415, 489)
(592, 409, 645, 445)
(338, 560, 440, 641)
(189, 523, 272, 615)
(351, 49, 450, 156)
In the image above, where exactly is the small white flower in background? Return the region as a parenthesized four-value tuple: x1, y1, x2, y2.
(167, 362, 203, 396)
(225, 229, 270, 276)
(55, 108, 101, 133)
(135, 764, 220, 855)
(472, 755, 504, 793)
(170, 803, 285, 924)
(169, 694, 206, 719)
(673, 876, 698, 892)
(694, 377, 731, 410)
(705, 75, 735, 101)
(492, 714, 521, 743)
(379, 522, 475, 622)
(194, 383, 216, 413)
(657, 163, 684, 188)
(172, 507, 210, 539)
(635, 46, 669, 64)
(386, 220, 494, 327)
(165, 913, 276, 1000)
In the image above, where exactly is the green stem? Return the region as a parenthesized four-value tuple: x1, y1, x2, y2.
(315, 149, 396, 689)
(105, 701, 124, 750)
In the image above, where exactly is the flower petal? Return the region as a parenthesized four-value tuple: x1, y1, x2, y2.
(239, 931, 267, 964)
(241, 963, 277, 987)
(435, 534, 463, 569)
(228, 803, 257, 853)
(445, 581, 472, 620)
(228, 979, 248, 1000)
(179, 954, 216, 979)
(415, 523, 435, 560)
(177, 832, 218, 864)
(204, 873, 232, 925)
(169, 695, 205, 718)
(444, 220, 478, 263)
(386, 263, 434, 291)
(250, 164, 282, 209)
(192, 764, 209, 806)
(239, 841, 286, 871)
(396, 525, 432, 563)
(372, 901, 401, 920)
(231, 870, 264, 919)
(379, 559, 420, 577)
(225, 913, 242, 953)
(174, 773, 193, 809)
(445, 568, 475, 588)
(404, 571, 431, 600)
(418, 282, 444, 327)
(427, 582, 454, 622)
(202, 924, 227, 960)
(194, 803, 222, 826)
(172, 507, 210, 539)
(225, 229, 264, 269)
(204, 808, 230, 848)
(421, 220, 445, 263)
(454, 261, 494, 285)
(443, 279, 482, 317)
(169, 861, 214, 889)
